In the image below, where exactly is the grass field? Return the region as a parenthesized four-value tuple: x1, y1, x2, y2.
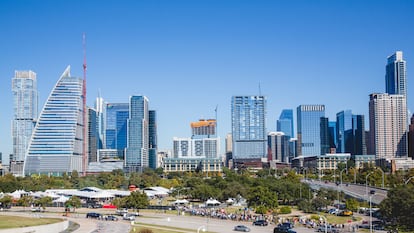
(0, 215, 63, 229)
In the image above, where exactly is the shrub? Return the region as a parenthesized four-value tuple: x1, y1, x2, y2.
(139, 229, 153, 233)
(279, 206, 292, 214)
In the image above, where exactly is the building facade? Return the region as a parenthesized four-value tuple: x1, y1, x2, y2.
(105, 103, 129, 158)
(297, 105, 325, 156)
(24, 66, 84, 176)
(11, 70, 38, 176)
(267, 132, 290, 163)
(148, 110, 157, 169)
(125, 95, 149, 172)
(231, 96, 266, 160)
(88, 107, 98, 163)
(369, 93, 408, 159)
(277, 109, 294, 138)
(386, 51, 406, 97)
(336, 110, 366, 155)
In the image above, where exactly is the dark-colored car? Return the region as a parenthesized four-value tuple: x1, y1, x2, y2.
(104, 215, 118, 221)
(252, 220, 268, 226)
(279, 222, 294, 229)
(274, 226, 297, 233)
(86, 212, 102, 219)
(234, 225, 251, 232)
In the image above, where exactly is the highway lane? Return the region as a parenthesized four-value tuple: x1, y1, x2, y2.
(303, 179, 388, 204)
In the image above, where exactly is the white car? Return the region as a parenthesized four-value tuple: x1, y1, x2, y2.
(123, 214, 135, 221)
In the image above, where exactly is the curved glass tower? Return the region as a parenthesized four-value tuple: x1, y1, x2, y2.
(24, 66, 84, 176)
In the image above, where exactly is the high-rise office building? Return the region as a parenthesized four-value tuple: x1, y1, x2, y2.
(231, 96, 266, 160)
(369, 93, 407, 159)
(11, 70, 38, 176)
(277, 109, 294, 138)
(409, 114, 414, 159)
(148, 110, 157, 169)
(386, 51, 407, 97)
(328, 121, 337, 151)
(320, 117, 331, 155)
(88, 107, 98, 163)
(125, 95, 149, 172)
(267, 132, 289, 163)
(105, 103, 129, 158)
(95, 95, 105, 149)
(297, 104, 325, 156)
(24, 66, 84, 176)
(336, 110, 366, 155)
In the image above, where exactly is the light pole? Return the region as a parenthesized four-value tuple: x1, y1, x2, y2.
(340, 168, 347, 186)
(197, 225, 206, 233)
(365, 172, 373, 201)
(319, 215, 328, 233)
(369, 190, 376, 233)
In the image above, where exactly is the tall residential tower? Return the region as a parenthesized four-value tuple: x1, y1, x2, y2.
(231, 96, 266, 160)
(11, 70, 38, 176)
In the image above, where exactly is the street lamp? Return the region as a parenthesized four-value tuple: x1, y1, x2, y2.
(197, 225, 206, 233)
(369, 190, 376, 233)
(365, 172, 374, 201)
(340, 168, 347, 186)
(319, 215, 328, 233)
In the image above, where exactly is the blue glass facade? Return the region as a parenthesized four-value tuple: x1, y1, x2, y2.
(148, 110, 157, 169)
(277, 109, 294, 138)
(231, 96, 266, 159)
(297, 105, 325, 156)
(24, 66, 84, 176)
(105, 103, 128, 158)
(336, 110, 353, 153)
(125, 95, 149, 172)
(386, 51, 406, 97)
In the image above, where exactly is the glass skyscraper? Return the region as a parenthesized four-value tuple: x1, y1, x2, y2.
(297, 104, 325, 156)
(11, 70, 38, 176)
(24, 66, 84, 176)
(125, 95, 149, 172)
(386, 51, 406, 97)
(148, 110, 157, 169)
(277, 109, 294, 138)
(231, 96, 266, 160)
(105, 103, 129, 158)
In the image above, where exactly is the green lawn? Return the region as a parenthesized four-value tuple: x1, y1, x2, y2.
(0, 215, 63, 229)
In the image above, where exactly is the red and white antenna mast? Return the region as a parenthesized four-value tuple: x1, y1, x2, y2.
(82, 33, 88, 176)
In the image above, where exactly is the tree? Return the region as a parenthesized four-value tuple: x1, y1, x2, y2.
(17, 195, 33, 211)
(35, 196, 53, 211)
(345, 198, 359, 212)
(0, 195, 13, 209)
(65, 196, 81, 212)
(247, 186, 278, 212)
(379, 185, 414, 231)
(125, 191, 149, 211)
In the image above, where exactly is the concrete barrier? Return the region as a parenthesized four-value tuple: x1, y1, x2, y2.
(0, 219, 69, 233)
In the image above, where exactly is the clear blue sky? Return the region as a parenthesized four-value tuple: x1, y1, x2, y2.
(1, 0, 414, 162)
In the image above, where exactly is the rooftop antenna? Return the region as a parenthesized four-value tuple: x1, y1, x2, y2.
(259, 82, 262, 96)
(82, 33, 88, 176)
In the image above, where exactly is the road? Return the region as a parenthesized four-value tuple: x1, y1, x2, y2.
(303, 179, 388, 204)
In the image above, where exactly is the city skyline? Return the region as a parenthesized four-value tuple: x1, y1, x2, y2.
(1, 1, 414, 161)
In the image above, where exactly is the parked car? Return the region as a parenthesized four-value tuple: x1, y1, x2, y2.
(338, 210, 353, 216)
(123, 213, 136, 221)
(317, 225, 340, 233)
(31, 207, 42, 212)
(252, 219, 268, 226)
(278, 222, 294, 229)
(234, 225, 251, 232)
(104, 215, 118, 221)
(274, 226, 297, 233)
(86, 212, 102, 219)
(116, 208, 128, 216)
